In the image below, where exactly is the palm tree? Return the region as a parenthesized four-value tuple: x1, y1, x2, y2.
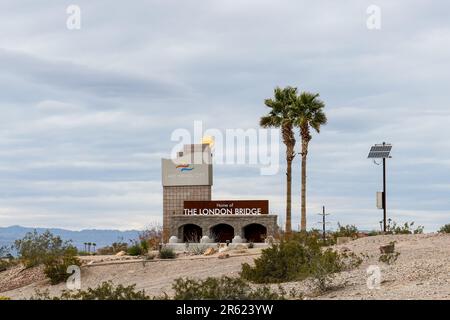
(292, 92, 327, 231)
(260, 86, 298, 235)
(92, 243, 96, 253)
(83, 242, 87, 252)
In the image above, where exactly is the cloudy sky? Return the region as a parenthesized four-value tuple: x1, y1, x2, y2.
(0, 0, 449, 232)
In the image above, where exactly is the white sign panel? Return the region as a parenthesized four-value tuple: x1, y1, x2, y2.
(376, 192, 383, 209)
(162, 159, 212, 186)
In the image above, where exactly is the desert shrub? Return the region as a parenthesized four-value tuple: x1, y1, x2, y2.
(159, 247, 176, 259)
(291, 230, 334, 247)
(140, 240, 149, 252)
(127, 241, 144, 256)
(172, 276, 286, 300)
(379, 241, 400, 265)
(0, 296, 11, 300)
(97, 242, 128, 255)
(43, 254, 81, 285)
(0, 246, 16, 272)
(308, 250, 341, 292)
(333, 223, 359, 240)
(241, 240, 345, 284)
(14, 230, 77, 268)
(241, 241, 309, 283)
(387, 221, 424, 234)
(31, 281, 151, 300)
(379, 252, 400, 265)
(139, 224, 163, 251)
(439, 224, 450, 233)
(241, 238, 362, 290)
(76, 251, 91, 256)
(248, 242, 254, 249)
(187, 244, 206, 255)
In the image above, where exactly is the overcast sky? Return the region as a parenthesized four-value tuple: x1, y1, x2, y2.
(0, 0, 449, 232)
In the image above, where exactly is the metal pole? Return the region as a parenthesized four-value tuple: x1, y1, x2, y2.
(322, 206, 326, 242)
(383, 157, 387, 232)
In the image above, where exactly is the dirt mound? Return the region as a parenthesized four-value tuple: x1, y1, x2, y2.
(0, 264, 46, 293)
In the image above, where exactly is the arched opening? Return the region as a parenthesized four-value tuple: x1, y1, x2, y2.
(243, 223, 267, 243)
(180, 224, 202, 242)
(210, 224, 234, 243)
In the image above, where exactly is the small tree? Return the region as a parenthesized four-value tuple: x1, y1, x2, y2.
(439, 224, 450, 233)
(14, 230, 76, 268)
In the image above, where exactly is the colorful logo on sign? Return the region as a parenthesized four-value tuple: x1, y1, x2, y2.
(176, 164, 194, 172)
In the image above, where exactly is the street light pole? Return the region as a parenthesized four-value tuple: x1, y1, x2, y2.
(368, 142, 392, 234)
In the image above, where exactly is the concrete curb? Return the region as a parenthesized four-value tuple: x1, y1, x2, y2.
(83, 252, 261, 268)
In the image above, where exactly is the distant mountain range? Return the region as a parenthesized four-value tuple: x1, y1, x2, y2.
(0, 225, 140, 253)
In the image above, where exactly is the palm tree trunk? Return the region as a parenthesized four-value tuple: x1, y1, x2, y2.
(300, 140, 308, 231)
(286, 157, 292, 235)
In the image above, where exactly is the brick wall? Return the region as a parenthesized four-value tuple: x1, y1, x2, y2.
(163, 185, 211, 241)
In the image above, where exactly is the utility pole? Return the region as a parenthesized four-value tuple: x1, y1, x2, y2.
(317, 206, 330, 242)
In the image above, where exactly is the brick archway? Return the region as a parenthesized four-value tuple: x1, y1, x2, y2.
(210, 223, 234, 242)
(178, 224, 202, 242)
(243, 223, 267, 243)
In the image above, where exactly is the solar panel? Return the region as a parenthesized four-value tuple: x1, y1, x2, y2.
(368, 144, 392, 158)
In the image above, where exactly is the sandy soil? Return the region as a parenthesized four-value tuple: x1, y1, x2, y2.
(1, 249, 261, 299)
(1, 233, 449, 300)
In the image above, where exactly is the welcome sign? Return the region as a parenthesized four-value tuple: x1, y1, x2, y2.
(184, 200, 269, 215)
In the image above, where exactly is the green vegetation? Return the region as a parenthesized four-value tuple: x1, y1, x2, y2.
(172, 276, 289, 300)
(44, 255, 81, 285)
(13, 230, 81, 284)
(439, 224, 450, 233)
(379, 252, 400, 265)
(14, 230, 77, 268)
(333, 223, 359, 240)
(97, 242, 128, 255)
(387, 221, 424, 234)
(126, 225, 163, 256)
(127, 241, 145, 256)
(241, 234, 362, 292)
(367, 230, 382, 236)
(32, 281, 151, 300)
(187, 244, 206, 255)
(159, 247, 176, 259)
(139, 225, 163, 250)
(0, 246, 16, 272)
(379, 242, 400, 265)
(31, 277, 293, 300)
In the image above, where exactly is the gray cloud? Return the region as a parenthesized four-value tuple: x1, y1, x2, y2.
(0, 0, 449, 232)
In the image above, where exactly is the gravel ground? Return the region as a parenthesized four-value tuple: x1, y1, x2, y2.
(1, 233, 449, 300)
(277, 232, 450, 299)
(0, 249, 260, 299)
